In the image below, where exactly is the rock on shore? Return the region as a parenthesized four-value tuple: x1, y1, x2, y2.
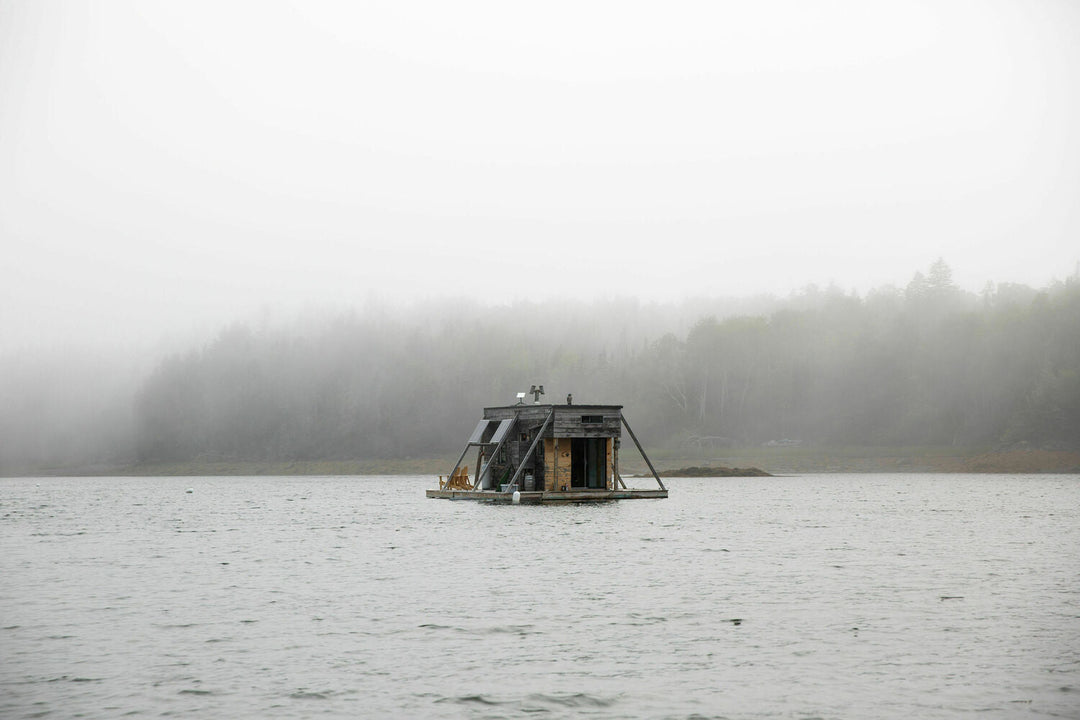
(661, 466, 773, 477)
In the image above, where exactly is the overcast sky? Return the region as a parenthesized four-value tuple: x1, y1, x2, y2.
(2, 1, 1078, 353)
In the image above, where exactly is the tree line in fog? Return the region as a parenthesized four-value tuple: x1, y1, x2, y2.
(2, 261, 1078, 473)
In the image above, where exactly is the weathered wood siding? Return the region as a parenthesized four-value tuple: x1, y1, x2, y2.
(484, 404, 623, 439)
(551, 415, 620, 438)
(482, 405, 623, 490)
(606, 437, 613, 489)
(543, 437, 574, 491)
(558, 438, 572, 490)
(544, 438, 555, 491)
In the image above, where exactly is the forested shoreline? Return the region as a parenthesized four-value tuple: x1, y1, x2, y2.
(3, 262, 1078, 475)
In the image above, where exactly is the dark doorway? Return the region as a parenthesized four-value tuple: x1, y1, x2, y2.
(570, 438, 607, 489)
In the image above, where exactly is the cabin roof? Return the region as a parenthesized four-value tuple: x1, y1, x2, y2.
(483, 403, 623, 422)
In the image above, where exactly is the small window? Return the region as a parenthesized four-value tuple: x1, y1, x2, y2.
(581, 415, 604, 424)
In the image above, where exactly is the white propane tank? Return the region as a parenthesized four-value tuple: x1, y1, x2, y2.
(512, 490, 521, 505)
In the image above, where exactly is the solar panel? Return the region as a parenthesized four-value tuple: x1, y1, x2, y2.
(489, 418, 514, 444)
(467, 419, 493, 445)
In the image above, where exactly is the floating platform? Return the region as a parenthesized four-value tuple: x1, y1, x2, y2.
(429, 393, 667, 503)
(426, 488, 668, 504)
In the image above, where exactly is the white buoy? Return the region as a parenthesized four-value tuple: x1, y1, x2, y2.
(512, 490, 521, 505)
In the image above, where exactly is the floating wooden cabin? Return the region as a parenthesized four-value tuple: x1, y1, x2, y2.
(427, 398, 667, 503)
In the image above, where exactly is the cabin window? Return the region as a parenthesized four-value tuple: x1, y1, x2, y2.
(581, 415, 604, 424)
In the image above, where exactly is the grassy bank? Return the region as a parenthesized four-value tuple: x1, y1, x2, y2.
(9, 446, 1079, 478)
(14, 457, 455, 478)
(635, 445, 1080, 475)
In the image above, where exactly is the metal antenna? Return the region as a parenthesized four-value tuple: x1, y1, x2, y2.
(529, 384, 545, 403)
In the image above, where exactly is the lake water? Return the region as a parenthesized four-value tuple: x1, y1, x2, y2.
(2, 474, 1078, 719)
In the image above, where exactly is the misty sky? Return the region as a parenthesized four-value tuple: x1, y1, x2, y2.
(2, 1, 1078, 353)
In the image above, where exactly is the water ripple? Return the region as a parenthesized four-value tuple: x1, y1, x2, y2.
(1, 473, 1078, 719)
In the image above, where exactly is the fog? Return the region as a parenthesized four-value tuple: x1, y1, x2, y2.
(4, 265, 1079, 475)
(2, 2, 1079, 473)
(4, 1, 1079, 351)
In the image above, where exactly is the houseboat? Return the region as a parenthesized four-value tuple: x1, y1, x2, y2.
(427, 388, 667, 503)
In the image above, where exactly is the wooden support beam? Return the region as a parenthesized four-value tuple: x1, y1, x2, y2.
(620, 413, 666, 491)
(506, 408, 555, 492)
(612, 440, 627, 489)
(475, 446, 484, 490)
(613, 440, 627, 489)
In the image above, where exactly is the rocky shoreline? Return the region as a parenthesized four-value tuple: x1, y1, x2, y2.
(658, 465, 773, 477)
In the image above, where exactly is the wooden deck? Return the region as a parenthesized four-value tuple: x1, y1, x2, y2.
(425, 488, 668, 503)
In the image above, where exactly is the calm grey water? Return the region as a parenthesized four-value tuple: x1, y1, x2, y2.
(2, 474, 1078, 719)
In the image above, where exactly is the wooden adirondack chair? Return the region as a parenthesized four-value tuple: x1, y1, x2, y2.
(439, 465, 471, 491)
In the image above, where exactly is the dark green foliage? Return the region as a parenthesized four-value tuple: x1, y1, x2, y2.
(3, 263, 1078, 474)
(129, 266, 1080, 464)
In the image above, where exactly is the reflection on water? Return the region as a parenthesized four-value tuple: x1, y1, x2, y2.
(2, 474, 1078, 719)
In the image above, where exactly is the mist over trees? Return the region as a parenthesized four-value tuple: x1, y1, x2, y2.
(2, 262, 1078, 474)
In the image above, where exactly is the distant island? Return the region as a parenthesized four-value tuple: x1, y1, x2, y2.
(659, 466, 773, 477)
